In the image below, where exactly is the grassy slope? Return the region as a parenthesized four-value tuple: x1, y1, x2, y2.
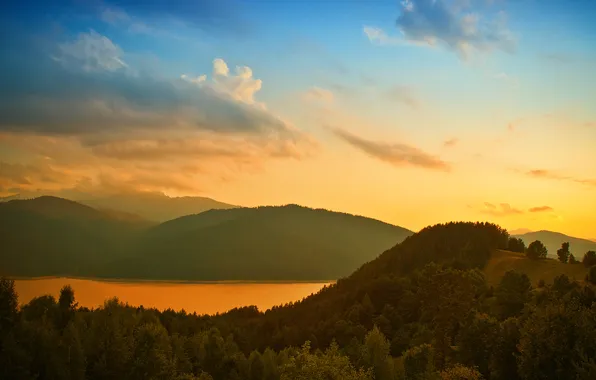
(484, 249, 588, 286)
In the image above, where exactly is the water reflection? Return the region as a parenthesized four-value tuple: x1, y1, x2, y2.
(14, 277, 333, 315)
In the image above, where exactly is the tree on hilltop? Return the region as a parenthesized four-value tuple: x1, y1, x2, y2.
(526, 240, 547, 260)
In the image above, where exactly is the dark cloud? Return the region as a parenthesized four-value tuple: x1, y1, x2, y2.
(331, 128, 450, 171)
(481, 202, 523, 216)
(396, 0, 516, 59)
(526, 169, 596, 187)
(528, 206, 554, 213)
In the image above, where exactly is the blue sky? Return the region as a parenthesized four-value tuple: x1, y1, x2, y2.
(1, 0, 595, 237)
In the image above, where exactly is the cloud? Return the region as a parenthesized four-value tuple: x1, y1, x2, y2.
(396, 0, 516, 59)
(364, 27, 406, 46)
(54, 30, 128, 72)
(302, 87, 335, 104)
(492, 71, 519, 88)
(0, 32, 305, 143)
(526, 169, 596, 187)
(90, 135, 311, 161)
(0, 161, 73, 189)
(363, 26, 432, 47)
(481, 202, 523, 216)
(386, 85, 420, 109)
(443, 138, 459, 147)
(540, 53, 573, 64)
(0, 30, 317, 196)
(100, 8, 131, 25)
(528, 206, 554, 213)
(182, 59, 263, 106)
(331, 128, 450, 171)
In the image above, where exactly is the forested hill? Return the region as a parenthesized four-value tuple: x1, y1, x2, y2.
(0, 198, 413, 280)
(101, 205, 414, 281)
(3, 221, 595, 379)
(0, 196, 147, 277)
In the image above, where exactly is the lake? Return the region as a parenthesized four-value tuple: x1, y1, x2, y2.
(13, 277, 333, 315)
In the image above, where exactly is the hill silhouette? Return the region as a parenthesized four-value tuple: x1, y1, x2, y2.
(101, 205, 414, 281)
(513, 230, 596, 259)
(0, 196, 146, 277)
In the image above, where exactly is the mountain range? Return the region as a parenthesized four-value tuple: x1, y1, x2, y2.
(1, 191, 237, 222)
(0, 196, 412, 280)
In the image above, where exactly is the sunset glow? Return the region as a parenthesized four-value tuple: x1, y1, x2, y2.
(1, 0, 595, 238)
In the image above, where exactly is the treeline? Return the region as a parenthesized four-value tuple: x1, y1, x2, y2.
(1, 222, 596, 379)
(508, 235, 596, 266)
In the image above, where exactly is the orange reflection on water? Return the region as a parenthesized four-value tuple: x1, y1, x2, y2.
(14, 277, 333, 315)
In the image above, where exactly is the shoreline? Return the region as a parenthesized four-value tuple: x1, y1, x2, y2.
(9, 275, 337, 285)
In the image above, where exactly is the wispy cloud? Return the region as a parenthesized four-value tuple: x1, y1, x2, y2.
(443, 138, 459, 147)
(386, 85, 421, 109)
(395, 0, 516, 60)
(331, 128, 450, 171)
(363, 26, 431, 47)
(492, 71, 519, 88)
(528, 206, 554, 213)
(481, 202, 523, 216)
(540, 52, 573, 64)
(526, 169, 596, 187)
(302, 87, 334, 104)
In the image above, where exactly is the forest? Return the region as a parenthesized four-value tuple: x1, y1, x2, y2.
(1, 222, 596, 379)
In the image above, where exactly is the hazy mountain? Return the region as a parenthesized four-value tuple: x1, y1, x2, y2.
(514, 230, 596, 258)
(0, 196, 146, 277)
(0, 197, 412, 280)
(79, 192, 238, 222)
(101, 205, 414, 281)
(1, 191, 237, 222)
(508, 228, 533, 235)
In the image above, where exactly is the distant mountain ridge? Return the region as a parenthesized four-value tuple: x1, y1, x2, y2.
(0, 197, 413, 281)
(80, 192, 237, 222)
(1, 191, 237, 222)
(513, 230, 596, 258)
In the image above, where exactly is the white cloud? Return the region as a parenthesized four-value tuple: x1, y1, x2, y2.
(363, 26, 435, 47)
(181, 58, 264, 106)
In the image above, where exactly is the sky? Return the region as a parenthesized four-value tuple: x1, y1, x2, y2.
(1, 0, 595, 238)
